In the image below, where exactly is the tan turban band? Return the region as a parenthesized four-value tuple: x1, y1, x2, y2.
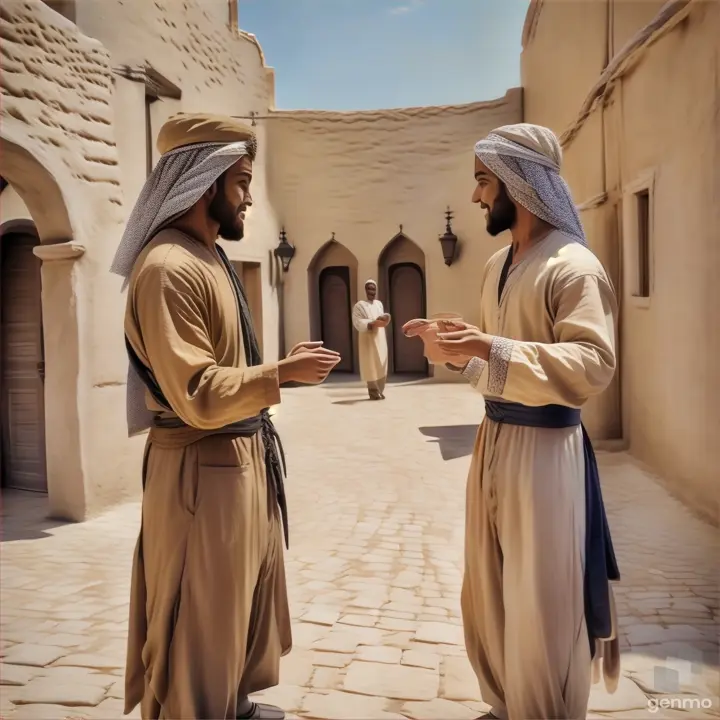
(156, 112, 257, 159)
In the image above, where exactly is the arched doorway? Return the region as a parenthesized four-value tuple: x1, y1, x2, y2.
(378, 230, 427, 376)
(307, 236, 359, 373)
(388, 262, 427, 374)
(0, 131, 86, 519)
(319, 266, 353, 372)
(1, 230, 47, 492)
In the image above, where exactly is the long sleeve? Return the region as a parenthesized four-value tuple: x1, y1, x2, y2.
(468, 272, 617, 407)
(352, 302, 372, 332)
(131, 261, 281, 430)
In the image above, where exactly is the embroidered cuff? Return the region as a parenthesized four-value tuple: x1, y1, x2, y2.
(461, 356, 487, 389)
(487, 336, 514, 396)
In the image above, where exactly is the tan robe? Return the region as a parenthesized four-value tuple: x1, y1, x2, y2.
(459, 231, 618, 720)
(352, 299, 388, 387)
(123, 229, 291, 719)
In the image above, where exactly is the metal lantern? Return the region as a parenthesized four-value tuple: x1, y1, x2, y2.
(274, 227, 296, 272)
(439, 206, 458, 266)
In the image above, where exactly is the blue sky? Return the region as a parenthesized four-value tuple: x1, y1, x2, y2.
(238, 0, 530, 111)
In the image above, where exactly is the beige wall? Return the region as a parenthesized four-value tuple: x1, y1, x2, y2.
(521, 0, 720, 523)
(270, 89, 523, 382)
(1, 0, 281, 519)
(1, 0, 126, 519)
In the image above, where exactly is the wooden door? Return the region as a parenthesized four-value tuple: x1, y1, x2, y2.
(1, 233, 47, 492)
(389, 262, 426, 374)
(319, 266, 353, 372)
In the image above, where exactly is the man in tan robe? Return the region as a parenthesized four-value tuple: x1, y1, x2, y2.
(110, 114, 340, 719)
(352, 279, 390, 399)
(430, 124, 621, 719)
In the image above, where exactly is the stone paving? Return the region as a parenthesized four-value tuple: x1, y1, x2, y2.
(1, 379, 718, 720)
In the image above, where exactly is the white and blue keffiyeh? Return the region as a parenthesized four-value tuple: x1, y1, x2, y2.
(474, 125, 587, 246)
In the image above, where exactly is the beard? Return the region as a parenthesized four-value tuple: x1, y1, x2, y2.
(209, 191, 244, 241)
(485, 183, 517, 237)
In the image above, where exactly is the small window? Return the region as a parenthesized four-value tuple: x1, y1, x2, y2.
(635, 189, 651, 297)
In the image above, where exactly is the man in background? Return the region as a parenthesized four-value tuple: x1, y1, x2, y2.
(352, 279, 390, 400)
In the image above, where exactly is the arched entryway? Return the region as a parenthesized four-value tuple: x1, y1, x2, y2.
(1, 228, 47, 493)
(378, 230, 427, 376)
(0, 130, 86, 520)
(308, 237, 359, 373)
(388, 262, 427, 374)
(318, 266, 353, 371)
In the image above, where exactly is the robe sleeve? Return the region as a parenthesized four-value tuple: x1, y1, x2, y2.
(133, 261, 281, 430)
(466, 272, 617, 407)
(352, 302, 372, 332)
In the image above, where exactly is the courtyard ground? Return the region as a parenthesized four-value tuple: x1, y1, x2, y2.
(1, 379, 718, 720)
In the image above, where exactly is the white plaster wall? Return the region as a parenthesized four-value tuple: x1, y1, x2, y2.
(270, 89, 523, 383)
(0, 187, 32, 226)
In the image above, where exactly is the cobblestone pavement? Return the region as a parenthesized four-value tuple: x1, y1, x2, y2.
(1, 380, 718, 719)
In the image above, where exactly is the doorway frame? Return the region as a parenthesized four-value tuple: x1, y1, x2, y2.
(387, 261, 428, 375)
(0, 226, 48, 493)
(318, 264, 354, 373)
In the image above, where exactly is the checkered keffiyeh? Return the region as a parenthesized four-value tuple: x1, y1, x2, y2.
(110, 140, 253, 435)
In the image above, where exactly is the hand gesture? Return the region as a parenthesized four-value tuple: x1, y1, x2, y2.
(287, 340, 331, 357)
(436, 328, 492, 363)
(279, 342, 341, 384)
(401, 318, 431, 337)
(436, 319, 478, 334)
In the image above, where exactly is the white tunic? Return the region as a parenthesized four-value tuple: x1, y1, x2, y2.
(352, 299, 388, 383)
(459, 230, 619, 720)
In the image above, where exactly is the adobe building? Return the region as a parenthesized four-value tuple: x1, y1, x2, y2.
(1, 0, 717, 525)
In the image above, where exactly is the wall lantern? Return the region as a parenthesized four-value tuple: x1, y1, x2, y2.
(274, 227, 296, 272)
(439, 206, 459, 266)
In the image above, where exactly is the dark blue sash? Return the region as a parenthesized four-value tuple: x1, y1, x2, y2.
(484, 400, 620, 656)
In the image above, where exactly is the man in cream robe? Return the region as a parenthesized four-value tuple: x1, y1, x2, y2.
(434, 124, 621, 720)
(110, 114, 339, 719)
(352, 279, 390, 399)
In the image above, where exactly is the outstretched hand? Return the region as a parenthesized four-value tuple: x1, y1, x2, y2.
(435, 328, 493, 362)
(436, 319, 478, 333)
(287, 340, 338, 358)
(279, 341, 341, 385)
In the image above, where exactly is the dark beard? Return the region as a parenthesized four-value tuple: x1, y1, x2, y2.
(209, 192, 244, 241)
(485, 184, 516, 237)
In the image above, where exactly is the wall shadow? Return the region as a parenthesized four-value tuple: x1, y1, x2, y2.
(1, 490, 70, 542)
(418, 424, 478, 461)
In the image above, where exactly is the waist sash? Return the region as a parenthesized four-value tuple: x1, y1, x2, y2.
(127, 338, 289, 549)
(484, 399, 620, 655)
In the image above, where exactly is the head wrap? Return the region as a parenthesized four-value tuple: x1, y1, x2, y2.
(365, 279, 377, 288)
(109, 113, 257, 435)
(110, 113, 257, 283)
(474, 123, 586, 245)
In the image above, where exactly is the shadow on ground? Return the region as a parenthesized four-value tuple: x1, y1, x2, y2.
(418, 424, 478, 461)
(1, 490, 70, 542)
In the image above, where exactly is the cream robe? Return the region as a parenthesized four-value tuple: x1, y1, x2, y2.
(123, 229, 291, 719)
(352, 299, 388, 383)
(459, 231, 618, 720)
